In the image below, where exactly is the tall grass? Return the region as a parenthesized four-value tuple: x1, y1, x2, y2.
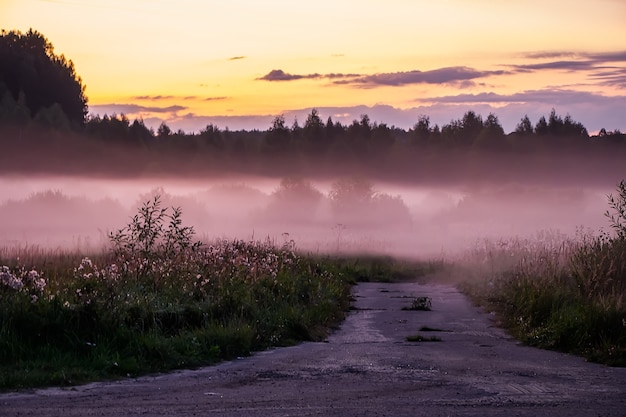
(459, 182, 626, 365)
(0, 196, 352, 390)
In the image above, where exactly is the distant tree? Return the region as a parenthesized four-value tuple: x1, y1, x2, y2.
(461, 110, 484, 143)
(329, 177, 374, 211)
(562, 113, 588, 138)
(515, 115, 534, 135)
(199, 123, 223, 149)
(0, 29, 88, 126)
(290, 117, 302, 142)
(0, 86, 30, 125)
(440, 111, 484, 147)
(157, 122, 172, 138)
(303, 108, 327, 151)
(534, 109, 588, 140)
(370, 122, 394, 154)
(535, 116, 549, 135)
(263, 115, 291, 152)
(129, 118, 154, 144)
(411, 115, 432, 145)
(325, 116, 339, 140)
(33, 102, 71, 130)
(474, 113, 505, 149)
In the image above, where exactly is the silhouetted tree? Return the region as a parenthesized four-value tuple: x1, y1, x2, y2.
(461, 110, 484, 143)
(157, 122, 172, 138)
(535, 116, 549, 135)
(0, 29, 87, 126)
(474, 113, 505, 149)
(370, 122, 394, 154)
(303, 108, 327, 152)
(199, 123, 223, 149)
(515, 115, 534, 135)
(411, 115, 432, 145)
(263, 115, 291, 152)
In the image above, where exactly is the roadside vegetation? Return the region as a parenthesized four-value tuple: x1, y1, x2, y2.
(0, 194, 445, 390)
(0, 196, 356, 390)
(457, 181, 626, 366)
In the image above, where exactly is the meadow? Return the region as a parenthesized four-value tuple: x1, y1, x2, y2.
(0, 180, 624, 391)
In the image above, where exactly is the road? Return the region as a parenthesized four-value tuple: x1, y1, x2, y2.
(2, 282, 625, 416)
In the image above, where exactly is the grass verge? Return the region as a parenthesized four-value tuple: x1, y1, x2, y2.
(0, 197, 352, 390)
(457, 231, 626, 366)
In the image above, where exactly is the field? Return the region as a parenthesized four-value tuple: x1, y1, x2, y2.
(1, 182, 625, 391)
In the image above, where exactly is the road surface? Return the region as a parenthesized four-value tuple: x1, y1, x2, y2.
(2, 282, 625, 416)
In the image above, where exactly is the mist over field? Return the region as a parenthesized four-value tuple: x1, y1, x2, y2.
(0, 172, 614, 258)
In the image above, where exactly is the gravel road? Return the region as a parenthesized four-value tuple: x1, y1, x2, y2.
(2, 282, 625, 416)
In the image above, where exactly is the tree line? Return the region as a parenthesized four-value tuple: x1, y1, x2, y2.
(1, 28, 625, 179)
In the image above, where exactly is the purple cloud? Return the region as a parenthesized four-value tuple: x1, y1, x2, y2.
(133, 95, 175, 100)
(89, 103, 187, 114)
(416, 89, 624, 105)
(513, 61, 595, 71)
(514, 50, 626, 75)
(257, 69, 316, 81)
(257, 69, 362, 82)
(345, 67, 509, 87)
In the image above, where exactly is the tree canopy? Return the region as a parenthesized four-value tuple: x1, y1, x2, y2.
(0, 29, 87, 126)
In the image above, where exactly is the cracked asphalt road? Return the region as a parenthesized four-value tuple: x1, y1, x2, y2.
(2, 282, 625, 416)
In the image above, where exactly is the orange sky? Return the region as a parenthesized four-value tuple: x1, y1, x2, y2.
(2, 0, 626, 132)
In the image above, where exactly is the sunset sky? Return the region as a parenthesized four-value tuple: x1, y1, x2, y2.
(3, 0, 626, 133)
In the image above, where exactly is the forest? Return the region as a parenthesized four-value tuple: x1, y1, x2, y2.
(1, 29, 625, 183)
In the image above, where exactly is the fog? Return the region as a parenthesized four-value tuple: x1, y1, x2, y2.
(0, 173, 615, 259)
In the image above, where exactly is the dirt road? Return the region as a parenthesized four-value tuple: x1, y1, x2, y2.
(2, 282, 625, 416)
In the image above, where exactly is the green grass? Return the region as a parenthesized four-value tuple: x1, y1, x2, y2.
(450, 182, 626, 366)
(313, 254, 444, 283)
(457, 231, 626, 366)
(0, 197, 353, 390)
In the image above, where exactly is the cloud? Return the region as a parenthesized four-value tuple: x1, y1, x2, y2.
(229, 56, 246, 61)
(417, 89, 618, 105)
(524, 51, 578, 60)
(133, 95, 175, 100)
(89, 103, 187, 115)
(204, 96, 229, 101)
(257, 69, 361, 82)
(257, 69, 313, 81)
(589, 68, 626, 88)
(258, 67, 505, 87)
(514, 50, 626, 76)
(344, 67, 509, 87)
(513, 61, 595, 71)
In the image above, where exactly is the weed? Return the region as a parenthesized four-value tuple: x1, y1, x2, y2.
(402, 296, 432, 311)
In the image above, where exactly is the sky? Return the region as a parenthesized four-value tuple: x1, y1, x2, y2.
(2, 0, 626, 133)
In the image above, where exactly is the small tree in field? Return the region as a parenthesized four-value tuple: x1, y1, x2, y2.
(606, 180, 626, 240)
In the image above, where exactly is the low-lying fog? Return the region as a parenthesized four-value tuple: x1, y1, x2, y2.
(0, 175, 616, 258)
